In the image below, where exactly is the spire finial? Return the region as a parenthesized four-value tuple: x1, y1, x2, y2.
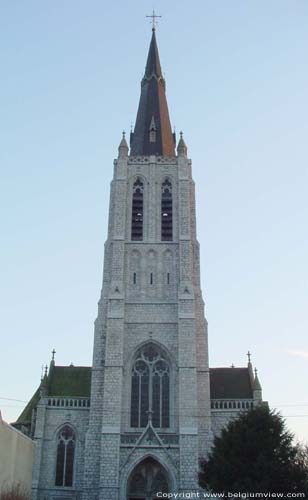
(253, 367, 262, 393)
(52, 348, 56, 362)
(118, 131, 129, 158)
(247, 351, 251, 363)
(146, 10, 162, 31)
(40, 364, 49, 395)
(147, 408, 153, 424)
(177, 131, 187, 157)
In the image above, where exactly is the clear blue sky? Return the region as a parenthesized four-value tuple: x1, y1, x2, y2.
(1, 1, 308, 441)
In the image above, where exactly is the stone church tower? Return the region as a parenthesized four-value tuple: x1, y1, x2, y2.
(14, 27, 263, 500)
(82, 27, 211, 499)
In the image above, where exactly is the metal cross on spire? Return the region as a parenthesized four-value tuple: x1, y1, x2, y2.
(146, 10, 162, 31)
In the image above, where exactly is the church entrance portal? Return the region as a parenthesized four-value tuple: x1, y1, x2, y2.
(127, 457, 169, 500)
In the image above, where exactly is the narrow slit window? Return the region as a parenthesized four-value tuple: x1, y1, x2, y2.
(161, 179, 172, 241)
(131, 179, 144, 241)
(167, 272, 170, 285)
(133, 272, 137, 284)
(150, 273, 153, 285)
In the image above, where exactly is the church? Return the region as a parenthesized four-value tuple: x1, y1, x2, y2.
(14, 25, 263, 500)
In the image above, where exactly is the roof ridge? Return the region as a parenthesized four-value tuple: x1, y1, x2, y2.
(54, 365, 91, 369)
(210, 366, 249, 370)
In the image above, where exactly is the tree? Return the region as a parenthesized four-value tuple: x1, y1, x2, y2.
(0, 483, 30, 500)
(199, 405, 308, 494)
(296, 442, 308, 471)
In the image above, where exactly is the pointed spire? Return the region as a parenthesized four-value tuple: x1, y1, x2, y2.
(118, 131, 129, 158)
(49, 348, 56, 375)
(247, 350, 252, 370)
(253, 368, 262, 391)
(177, 131, 187, 157)
(145, 29, 162, 79)
(40, 364, 48, 397)
(247, 350, 255, 385)
(130, 30, 175, 157)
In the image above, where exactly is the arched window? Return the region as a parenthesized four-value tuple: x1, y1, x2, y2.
(131, 344, 170, 428)
(128, 458, 169, 499)
(149, 115, 157, 143)
(131, 178, 144, 241)
(161, 179, 172, 241)
(55, 425, 75, 487)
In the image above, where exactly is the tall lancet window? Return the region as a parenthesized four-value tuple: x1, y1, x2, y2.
(131, 178, 144, 241)
(55, 425, 75, 487)
(131, 344, 170, 428)
(161, 179, 173, 241)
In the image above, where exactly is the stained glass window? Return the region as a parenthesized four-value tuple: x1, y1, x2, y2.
(131, 344, 170, 428)
(55, 425, 75, 487)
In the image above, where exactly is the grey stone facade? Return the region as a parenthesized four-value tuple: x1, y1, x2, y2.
(14, 28, 263, 500)
(27, 147, 262, 500)
(81, 149, 211, 499)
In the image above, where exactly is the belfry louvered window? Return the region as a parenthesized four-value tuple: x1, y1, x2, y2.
(55, 425, 75, 487)
(131, 178, 144, 240)
(161, 179, 172, 241)
(131, 344, 170, 428)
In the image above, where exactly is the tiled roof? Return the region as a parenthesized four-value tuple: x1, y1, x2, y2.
(48, 365, 91, 397)
(210, 367, 253, 399)
(16, 365, 253, 424)
(16, 365, 91, 423)
(16, 387, 40, 423)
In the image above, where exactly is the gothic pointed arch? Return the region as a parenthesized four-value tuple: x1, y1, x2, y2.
(127, 457, 170, 500)
(161, 178, 173, 241)
(131, 177, 144, 241)
(130, 342, 171, 429)
(55, 424, 75, 487)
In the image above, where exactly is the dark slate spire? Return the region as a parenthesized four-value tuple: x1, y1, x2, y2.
(145, 29, 162, 78)
(130, 29, 175, 157)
